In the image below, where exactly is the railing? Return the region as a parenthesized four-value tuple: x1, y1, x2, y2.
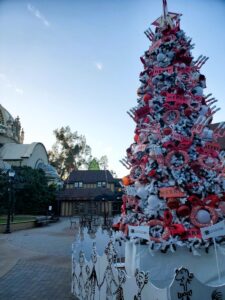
(72, 240, 225, 300)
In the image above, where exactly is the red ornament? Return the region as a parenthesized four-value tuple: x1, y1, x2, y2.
(163, 127, 172, 135)
(164, 210, 173, 226)
(148, 169, 156, 177)
(143, 94, 152, 103)
(134, 134, 139, 143)
(112, 222, 120, 231)
(187, 195, 202, 206)
(167, 198, 180, 209)
(184, 108, 192, 117)
(169, 224, 186, 236)
(203, 195, 219, 207)
(177, 205, 191, 217)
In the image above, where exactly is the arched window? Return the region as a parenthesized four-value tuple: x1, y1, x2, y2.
(0, 109, 4, 125)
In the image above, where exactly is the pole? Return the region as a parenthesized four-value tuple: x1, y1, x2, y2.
(213, 237, 221, 283)
(11, 188, 15, 222)
(163, 0, 168, 20)
(4, 180, 12, 234)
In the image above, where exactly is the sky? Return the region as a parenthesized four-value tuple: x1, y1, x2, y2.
(0, 0, 225, 178)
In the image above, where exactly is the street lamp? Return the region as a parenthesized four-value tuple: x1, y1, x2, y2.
(4, 169, 15, 234)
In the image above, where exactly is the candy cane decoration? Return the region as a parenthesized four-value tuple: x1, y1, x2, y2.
(207, 106, 221, 117)
(205, 97, 218, 106)
(127, 110, 135, 121)
(119, 159, 131, 169)
(144, 27, 155, 41)
(193, 55, 209, 69)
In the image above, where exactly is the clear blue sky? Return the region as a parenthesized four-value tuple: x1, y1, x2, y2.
(0, 0, 225, 177)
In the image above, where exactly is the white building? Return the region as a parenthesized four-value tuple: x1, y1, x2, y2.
(0, 104, 60, 185)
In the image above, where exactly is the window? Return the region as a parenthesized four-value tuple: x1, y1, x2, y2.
(97, 181, 106, 188)
(74, 182, 83, 188)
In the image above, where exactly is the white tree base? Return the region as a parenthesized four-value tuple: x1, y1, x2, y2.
(125, 241, 225, 288)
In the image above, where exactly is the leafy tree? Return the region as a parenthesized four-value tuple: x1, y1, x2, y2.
(48, 126, 92, 179)
(98, 155, 109, 170)
(110, 170, 117, 178)
(88, 158, 100, 170)
(14, 167, 56, 215)
(0, 173, 8, 214)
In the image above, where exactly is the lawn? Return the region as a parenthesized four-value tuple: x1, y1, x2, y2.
(0, 215, 36, 224)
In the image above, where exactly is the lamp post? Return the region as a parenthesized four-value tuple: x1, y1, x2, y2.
(4, 169, 15, 234)
(102, 197, 106, 225)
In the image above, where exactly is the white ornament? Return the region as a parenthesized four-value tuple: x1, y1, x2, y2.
(196, 209, 211, 224)
(147, 195, 161, 210)
(136, 187, 148, 199)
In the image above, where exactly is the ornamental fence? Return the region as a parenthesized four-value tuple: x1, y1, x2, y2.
(71, 240, 225, 300)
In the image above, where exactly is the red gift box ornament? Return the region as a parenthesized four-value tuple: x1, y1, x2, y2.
(153, 65, 174, 76)
(159, 186, 186, 199)
(204, 142, 220, 155)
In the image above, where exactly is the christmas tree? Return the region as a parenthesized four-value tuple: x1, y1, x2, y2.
(119, 0, 225, 253)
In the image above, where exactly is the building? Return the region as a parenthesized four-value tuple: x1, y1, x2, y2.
(0, 104, 60, 184)
(57, 170, 123, 216)
(209, 123, 225, 150)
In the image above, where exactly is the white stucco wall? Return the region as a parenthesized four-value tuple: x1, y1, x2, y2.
(25, 143, 48, 168)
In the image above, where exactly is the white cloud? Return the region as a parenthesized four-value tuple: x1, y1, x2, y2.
(0, 73, 7, 80)
(15, 88, 24, 95)
(94, 62, 103, 71)
(27, 3, 50, 27)
(0, 72, 24, 96)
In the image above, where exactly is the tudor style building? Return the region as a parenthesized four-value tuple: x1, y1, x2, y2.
(57, 170, 122, 216)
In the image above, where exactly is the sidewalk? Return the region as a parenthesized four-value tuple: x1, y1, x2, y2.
(0, 218, 78, 300)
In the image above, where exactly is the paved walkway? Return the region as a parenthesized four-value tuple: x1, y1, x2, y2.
(0, 218, 78, 300)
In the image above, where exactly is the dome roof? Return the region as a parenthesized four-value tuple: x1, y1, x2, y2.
(0, 104, 14, 127)
(0, 104, 23, 143)
(37, 162, 60, 179)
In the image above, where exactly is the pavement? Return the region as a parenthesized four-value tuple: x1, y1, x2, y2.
(0, 218, 79, 300)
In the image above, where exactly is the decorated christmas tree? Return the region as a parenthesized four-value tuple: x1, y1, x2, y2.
(119, 0, 225, 254)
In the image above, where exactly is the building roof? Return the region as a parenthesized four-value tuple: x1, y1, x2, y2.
(0, 142, 46, 160)
(0, 104, 22, 143)
(57, 187, 114, 201)
(66, 170, 115, 184)
(209, 123, 225, 150)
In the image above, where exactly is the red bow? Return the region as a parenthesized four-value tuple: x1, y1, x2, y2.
(163, 210, 186, 236)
